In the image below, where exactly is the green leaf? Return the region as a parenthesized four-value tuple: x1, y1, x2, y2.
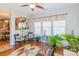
(48, 34, 64, 48)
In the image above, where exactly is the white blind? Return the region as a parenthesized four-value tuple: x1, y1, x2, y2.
(34, 22, 41, 36)
(42, 21, 51, 36)
(53, 20, 65, 35)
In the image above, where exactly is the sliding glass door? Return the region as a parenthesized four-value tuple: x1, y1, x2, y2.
(42, 21, 51, 42)
(34, 20, 65, 42)
(34, 21, 51, 42)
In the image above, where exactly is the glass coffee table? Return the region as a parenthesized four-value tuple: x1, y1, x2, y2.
(24, 46, 40, 56)
(9, 44, 40, 56)
(9, 44, 53, 56)
(17, 44, 53, 56)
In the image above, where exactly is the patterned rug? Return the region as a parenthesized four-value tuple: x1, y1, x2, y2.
(9, 44, 40, 56)
(0, 44, 11, 52)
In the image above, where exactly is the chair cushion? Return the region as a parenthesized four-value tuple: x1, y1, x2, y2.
(16, 36, 21, 39)
(16, 39, 21, 41)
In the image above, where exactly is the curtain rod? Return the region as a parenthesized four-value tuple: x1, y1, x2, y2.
(32, 13, 67, 19)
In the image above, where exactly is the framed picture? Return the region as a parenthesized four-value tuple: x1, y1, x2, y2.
(15, 17, 29, 30)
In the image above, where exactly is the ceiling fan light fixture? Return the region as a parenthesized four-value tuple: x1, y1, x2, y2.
(29, 4, 35, 8)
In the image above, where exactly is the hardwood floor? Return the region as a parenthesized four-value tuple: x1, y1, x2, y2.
(0, 39, 45, 56)
(0, 39, 63, 56)
(0, 40, 9, 46)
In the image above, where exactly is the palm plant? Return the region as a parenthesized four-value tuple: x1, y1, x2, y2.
(48, 34, 64, 55)
(63, 34, 78, 53)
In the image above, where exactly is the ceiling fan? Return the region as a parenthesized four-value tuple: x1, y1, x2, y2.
(21, 3, 46, 11)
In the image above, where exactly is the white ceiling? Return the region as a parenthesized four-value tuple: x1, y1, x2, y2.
(0, 3, 78, 17)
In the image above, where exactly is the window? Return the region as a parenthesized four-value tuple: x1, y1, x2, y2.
(53, 20, 65, 35)
(42, 21, 51, 36)
(34, 20, 65, 36)
(34, 22, 41, 36)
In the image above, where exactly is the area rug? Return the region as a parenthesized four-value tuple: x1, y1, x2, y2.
(0, 44, 11, 52)
(9, 44, 40, 56)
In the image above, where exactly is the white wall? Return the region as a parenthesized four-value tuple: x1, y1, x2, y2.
(28, 4, 79, 35)
(65, 5, 79, 35)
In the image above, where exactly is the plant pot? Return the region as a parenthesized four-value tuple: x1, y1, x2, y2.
(76, 51, 79, 56)
(54, 47, 63, 56)
(63, 49, 77, 56)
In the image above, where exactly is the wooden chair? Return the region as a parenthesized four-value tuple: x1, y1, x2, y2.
(14, 34, 25, 45)
(28, 32, 34, 40)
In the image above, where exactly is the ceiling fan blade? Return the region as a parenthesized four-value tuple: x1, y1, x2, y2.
(36, 5, 44, 9)
(21, 5, 29, 7)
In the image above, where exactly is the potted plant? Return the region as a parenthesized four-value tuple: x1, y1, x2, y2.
(63, 34, 79, 56)
(48, 34, 64, 56)
(75, 36, 79, 55)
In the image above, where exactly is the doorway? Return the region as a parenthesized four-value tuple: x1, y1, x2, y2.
(0, 11, 10, 47)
